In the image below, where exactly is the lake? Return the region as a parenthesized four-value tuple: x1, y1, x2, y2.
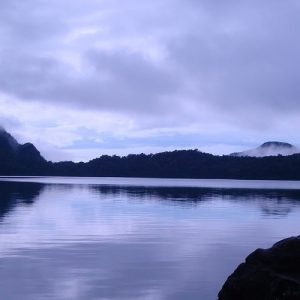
(0, 177, 300, 300)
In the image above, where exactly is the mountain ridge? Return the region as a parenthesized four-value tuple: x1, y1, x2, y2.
(0, 129, 47, 174)
(1, 129, 300, 180)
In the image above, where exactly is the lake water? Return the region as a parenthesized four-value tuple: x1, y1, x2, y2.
(0, 177, 300, 300)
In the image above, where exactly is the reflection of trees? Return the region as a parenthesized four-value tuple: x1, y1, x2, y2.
(90, 185, 300, 201)
(0, 181, 44, 220)
(0, 180, 299, 219)
(260, 204, 292, 217)
(90, 185, 300, 215)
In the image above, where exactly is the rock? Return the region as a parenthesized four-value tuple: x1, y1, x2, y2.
(218, 236, 300, 300)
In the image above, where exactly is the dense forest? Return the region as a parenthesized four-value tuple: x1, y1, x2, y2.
(48, 150, 300, 180)
(1, 129, 300, 180)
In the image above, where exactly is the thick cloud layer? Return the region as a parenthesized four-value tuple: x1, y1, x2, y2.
(0, 0, 299, 160)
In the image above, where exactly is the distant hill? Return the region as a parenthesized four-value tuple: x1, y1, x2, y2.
(1, 129, 300, 180)
(0, 128, 47, 175)
(230, 141, 300, 157)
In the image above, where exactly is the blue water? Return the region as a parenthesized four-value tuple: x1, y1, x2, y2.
(0, 177, 300, 299)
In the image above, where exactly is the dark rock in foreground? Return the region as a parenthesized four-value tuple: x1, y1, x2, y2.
(218, 236, 300, 300)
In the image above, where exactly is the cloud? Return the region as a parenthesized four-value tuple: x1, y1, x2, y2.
(1, 0, 300, 117)
(0, 0, 300, 160)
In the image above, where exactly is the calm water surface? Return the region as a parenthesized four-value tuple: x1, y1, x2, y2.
(0, 177, 300, 300)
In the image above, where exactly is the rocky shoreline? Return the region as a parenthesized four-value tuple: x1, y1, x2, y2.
(218, 236, 300, 300)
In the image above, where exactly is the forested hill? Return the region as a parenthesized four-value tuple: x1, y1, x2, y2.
(1, 129, 300, 180)
(0, 129, 47, 175)
(48, 150, 300, 180)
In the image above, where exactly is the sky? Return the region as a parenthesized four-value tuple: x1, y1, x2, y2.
(0, 0, 300, 162)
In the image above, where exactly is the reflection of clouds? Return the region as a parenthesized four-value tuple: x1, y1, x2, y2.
(3, 177, 300, 190)
(0, 232, 293, 300)
(0, 181, 300, 299)
(0, 238, 250, 300)
(1, 183, 300, 254)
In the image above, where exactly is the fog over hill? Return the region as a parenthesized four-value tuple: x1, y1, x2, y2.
(230, 142, 300, 157)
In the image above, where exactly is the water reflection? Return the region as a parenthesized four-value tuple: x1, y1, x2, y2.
(0, 181, 44, 220)
(89, 185, 300, 219)
(0, 179, 300, 300)
(1, 182, 300, 220)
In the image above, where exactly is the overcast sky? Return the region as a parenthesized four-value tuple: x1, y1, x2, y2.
(0, 0, 300, 161)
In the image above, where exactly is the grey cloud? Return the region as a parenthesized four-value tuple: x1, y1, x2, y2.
(0, 0, 300, 127)
(0, 49, 180, 114)
(0, 1, 67, 46)
(166, 1, 300, 118)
